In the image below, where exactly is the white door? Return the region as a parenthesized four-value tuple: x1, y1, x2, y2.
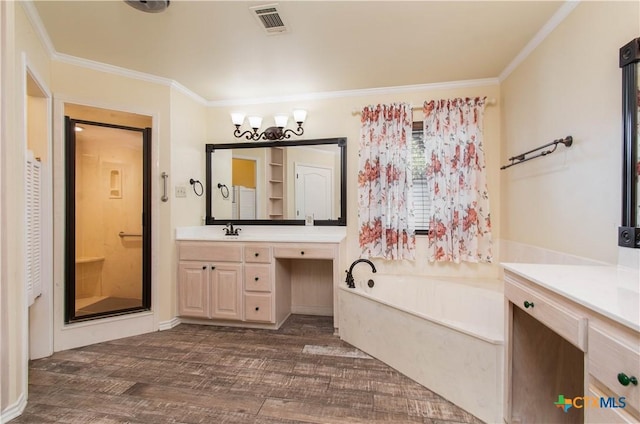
(295, 164, 333, 220)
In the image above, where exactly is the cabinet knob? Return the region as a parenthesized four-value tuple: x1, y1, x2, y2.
(254, 252, 259, 257)
(255, 306, 260, 311)
(300, 251, 305, 255)
(211, 266, 216, 270)
(202, 265, 206, 270)
(524, 301, 534, 309)
(254, 277, 259, 281)
(617, 373, 638, 386)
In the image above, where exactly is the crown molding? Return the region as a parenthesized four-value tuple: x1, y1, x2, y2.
(53, 53, 208, 106)
(206, 78, 500, 108)
(21, 0, 56, 58)
(499, 0, 580, 82)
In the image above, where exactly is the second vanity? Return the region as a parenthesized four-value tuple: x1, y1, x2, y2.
(175, 226, 346, 330)
(503, 263, 640, 423)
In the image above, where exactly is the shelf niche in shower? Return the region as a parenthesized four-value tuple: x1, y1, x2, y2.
(109, 168, 122, 199)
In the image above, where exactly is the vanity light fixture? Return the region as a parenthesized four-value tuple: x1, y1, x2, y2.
(231, 110, 307, 141)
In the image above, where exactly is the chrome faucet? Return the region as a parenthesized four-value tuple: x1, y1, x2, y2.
(223, 223, 241, 236)
(345, 258, 376, 288)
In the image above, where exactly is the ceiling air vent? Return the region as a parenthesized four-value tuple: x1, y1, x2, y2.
(250, 4, 288, 35)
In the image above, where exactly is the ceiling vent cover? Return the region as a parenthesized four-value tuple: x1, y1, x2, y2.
(250, 4, 288, 35)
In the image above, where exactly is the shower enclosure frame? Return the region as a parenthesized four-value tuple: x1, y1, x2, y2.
(64, 117, 152, 323)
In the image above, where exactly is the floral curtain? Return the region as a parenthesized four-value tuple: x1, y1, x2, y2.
(423, 97, 492, 263)
(358, 103, 415, 260)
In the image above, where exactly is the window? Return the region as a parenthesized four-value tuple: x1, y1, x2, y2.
(411, 121, 431, 234)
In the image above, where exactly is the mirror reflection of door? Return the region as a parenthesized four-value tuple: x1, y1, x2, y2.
(65, 116, 151, 322)
(231, 157, 257, 219)
(295, 164, 333, 220)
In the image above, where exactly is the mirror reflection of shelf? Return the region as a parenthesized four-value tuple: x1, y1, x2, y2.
(268, 147, 286, 219)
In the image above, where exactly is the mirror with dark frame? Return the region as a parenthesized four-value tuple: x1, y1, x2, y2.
(618, 37, 640, 248)
(206, 137, 347, 226)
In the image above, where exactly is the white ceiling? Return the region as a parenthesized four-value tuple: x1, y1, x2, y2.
(32, 1, 565, 104)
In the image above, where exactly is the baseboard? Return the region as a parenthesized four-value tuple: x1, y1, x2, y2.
(1, 392, 26, 423)
(158, 317, 181, 331)
(291, 305, 333, 316)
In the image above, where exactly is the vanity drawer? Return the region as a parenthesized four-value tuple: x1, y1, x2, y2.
(244, 246, 272, 263)
(505, 279, 587, 351)
(244, 294, 273, 322)
(274, 244, 336, 259)
(244, 264, 272, 292)
(178, 242, 242, 262)
(589, 326, 640, 411)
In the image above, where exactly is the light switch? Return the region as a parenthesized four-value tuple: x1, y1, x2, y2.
(175, 185, 187, 198)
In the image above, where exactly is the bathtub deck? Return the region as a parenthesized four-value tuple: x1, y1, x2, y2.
(14, 315, 484, 424)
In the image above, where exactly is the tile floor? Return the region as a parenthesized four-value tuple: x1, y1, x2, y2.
(11, 315, 484, 424)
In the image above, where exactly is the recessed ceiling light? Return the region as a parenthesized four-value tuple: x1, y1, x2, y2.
(74, 126, 83, 132)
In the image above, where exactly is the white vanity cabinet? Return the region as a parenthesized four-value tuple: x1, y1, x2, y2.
(176, 233, 345, 330)
(177, 242, 243, 320)
(503, 264, 640, 424)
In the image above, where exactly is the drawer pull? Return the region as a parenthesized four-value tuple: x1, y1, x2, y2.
(255, 306, 260, 311)
(254, 252, 259, 257)
(300, 251, 305, 255)
(617, 373, 638, 386)
(254, 277, 259, 281)
(523, 300, 534, 309)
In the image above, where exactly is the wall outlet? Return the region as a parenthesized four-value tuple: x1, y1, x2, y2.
(175, 185, 187, 198)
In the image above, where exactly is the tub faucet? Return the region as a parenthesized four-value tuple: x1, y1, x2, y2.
(223, 223, 241, 236)
(345, 258, 376, 288)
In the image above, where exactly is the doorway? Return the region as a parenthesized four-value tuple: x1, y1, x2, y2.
(64, 117, 151, 322)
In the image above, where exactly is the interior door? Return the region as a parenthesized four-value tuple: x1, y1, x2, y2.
(295, 164, 333, 220)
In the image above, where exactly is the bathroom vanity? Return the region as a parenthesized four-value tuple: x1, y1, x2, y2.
(175, 226, 346, 330)
(503, 263, 639, 423)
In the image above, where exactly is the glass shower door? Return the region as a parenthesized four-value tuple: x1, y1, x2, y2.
(65, 117, 151, 322)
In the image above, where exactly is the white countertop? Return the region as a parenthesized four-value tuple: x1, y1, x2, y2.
(502, 263, 640, 332)
(176, 225, 347, 243)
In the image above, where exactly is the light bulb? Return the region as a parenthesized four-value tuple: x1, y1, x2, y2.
(248, 116, 263, 130)
(274, 114, 289, 128)
(230, 112, 245, 126)
(292, 109, 307, 123)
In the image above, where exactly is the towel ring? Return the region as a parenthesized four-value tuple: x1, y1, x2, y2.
(217, 183, 230, 199)
(189, 178, 204, 197)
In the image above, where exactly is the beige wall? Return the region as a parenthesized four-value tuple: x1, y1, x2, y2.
(168, 88, 208, 320)
(207, 82, 502, 280)
(501, 1, 640, 264)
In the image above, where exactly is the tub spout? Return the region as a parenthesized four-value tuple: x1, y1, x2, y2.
(345, 259, 377, 288)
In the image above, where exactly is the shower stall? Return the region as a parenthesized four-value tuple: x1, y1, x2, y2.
(65, 116, 151, 322)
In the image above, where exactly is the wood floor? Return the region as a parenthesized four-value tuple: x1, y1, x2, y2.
(11, 315, 484, 424)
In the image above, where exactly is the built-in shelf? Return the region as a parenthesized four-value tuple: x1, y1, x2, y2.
(267, 147, 286, 220)
(75, 256, 105, 264)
